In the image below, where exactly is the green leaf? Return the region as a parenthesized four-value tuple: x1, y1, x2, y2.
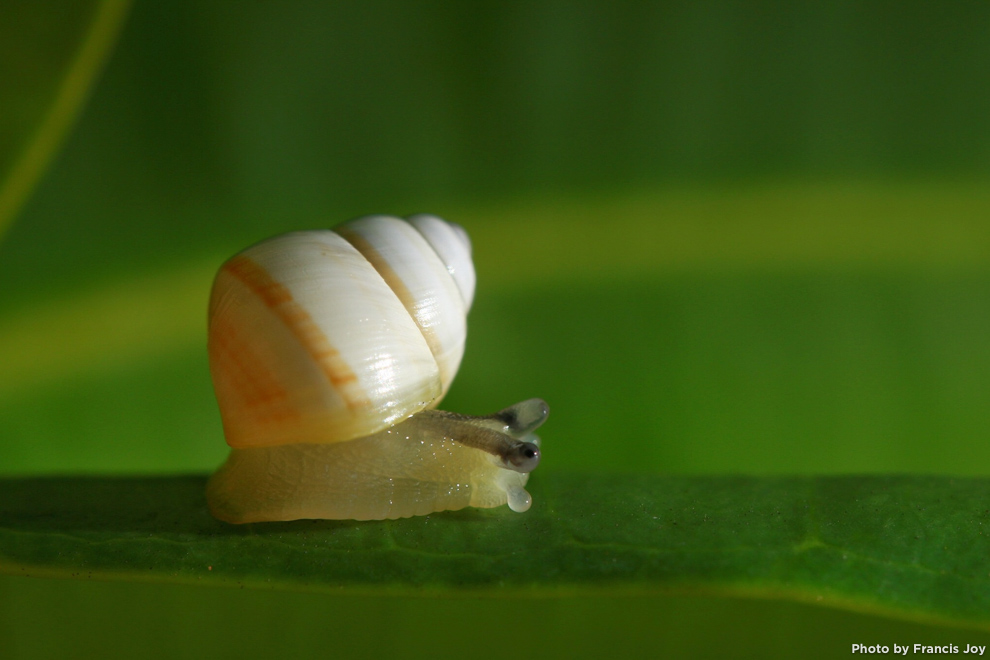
(0, 0, 129, 240)
(2, 474, 988, 630)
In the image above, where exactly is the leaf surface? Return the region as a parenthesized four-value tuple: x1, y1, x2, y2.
(2, 474, 987, 630)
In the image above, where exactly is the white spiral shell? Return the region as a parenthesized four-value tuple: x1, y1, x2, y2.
(208, 214, 473, 449)
(205, 214, 546, 522)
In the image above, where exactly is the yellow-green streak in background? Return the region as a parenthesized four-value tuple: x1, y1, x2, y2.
(0, 0, 130, 241)
(1, 180, 989, 399)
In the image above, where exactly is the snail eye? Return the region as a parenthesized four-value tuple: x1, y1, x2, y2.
(505, 441, 541, 473)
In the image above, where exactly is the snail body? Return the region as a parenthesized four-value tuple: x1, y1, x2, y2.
(206, 214, 547, 522)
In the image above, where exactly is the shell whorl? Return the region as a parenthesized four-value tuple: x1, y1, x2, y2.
(208, 215, 474, 449)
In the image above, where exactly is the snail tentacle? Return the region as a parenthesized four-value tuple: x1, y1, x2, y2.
(416, 409, 542, 473)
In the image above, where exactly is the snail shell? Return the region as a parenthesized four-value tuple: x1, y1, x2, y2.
(205, 214, 547, 522)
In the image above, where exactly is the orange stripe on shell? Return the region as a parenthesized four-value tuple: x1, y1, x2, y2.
(222, 254, 369, 412)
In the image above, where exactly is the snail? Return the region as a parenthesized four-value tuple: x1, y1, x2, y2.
(205, 214, 548, 522)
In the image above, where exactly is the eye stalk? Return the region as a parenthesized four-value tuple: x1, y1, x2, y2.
(416, 400, 548, 475)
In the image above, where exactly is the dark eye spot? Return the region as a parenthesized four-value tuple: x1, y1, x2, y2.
(498, 410, 518, 427)
(505, 442, 540, 473)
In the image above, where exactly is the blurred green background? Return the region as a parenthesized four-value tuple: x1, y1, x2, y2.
(2, 1, 990, 657)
